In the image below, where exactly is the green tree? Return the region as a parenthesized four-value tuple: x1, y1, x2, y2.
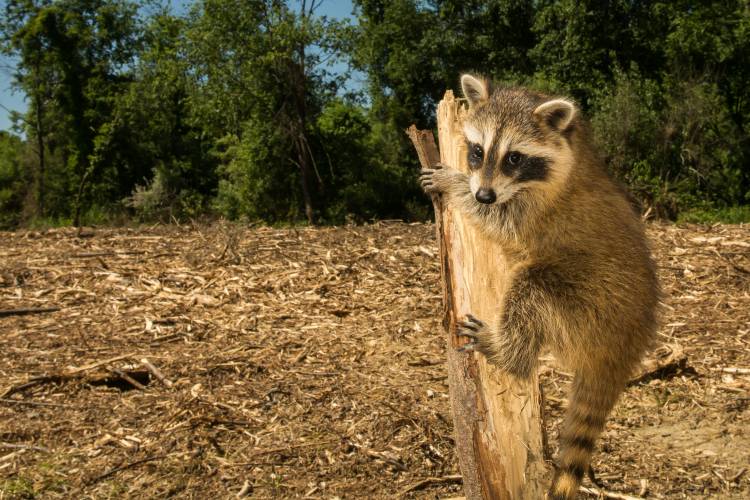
(1, 0, 747, 226)
(2, 0, 143, 224)
(531, 0, 671, 106)
(121, 9, 217, 220)
(350, 1, 541, 221)
(0, 131, 26, 228)
(353, 0, 536, 130)
(587, 1, 750, 215)
(196, 0, 357, 223)
(314, 99, 419, 222)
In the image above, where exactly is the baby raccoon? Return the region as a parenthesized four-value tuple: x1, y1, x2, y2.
(421, 74, 660, 500)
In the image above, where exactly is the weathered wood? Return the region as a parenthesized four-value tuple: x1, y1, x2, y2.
(0, 306, 60, 318)
(140, 358, 174, 388)
(629, 343, 687, 385)
(405, 125, 450, 333)
(407, 90, 547, 499)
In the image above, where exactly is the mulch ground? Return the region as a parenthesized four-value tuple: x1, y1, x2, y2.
(0, 221, 748, 499)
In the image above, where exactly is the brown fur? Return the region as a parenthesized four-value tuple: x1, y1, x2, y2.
(421, 75, 660, 499)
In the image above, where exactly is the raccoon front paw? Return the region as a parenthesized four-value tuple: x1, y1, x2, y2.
(420, 162, 456, 195)
(456, 314, 493, 356)
(457, 314, 539, 379)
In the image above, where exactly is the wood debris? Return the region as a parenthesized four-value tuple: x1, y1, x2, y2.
(0, 221, 748, 497)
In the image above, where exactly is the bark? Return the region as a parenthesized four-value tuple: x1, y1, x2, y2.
(297, 135, 315, 225)
(406, 90, 548, 499)
(33, 63, 45, 217)
(34, 96, 45, 217)
(73, 167, 91, 228)
(296, 1, 314, 225)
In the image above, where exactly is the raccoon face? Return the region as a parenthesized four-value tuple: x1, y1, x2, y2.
(460, 74, 577, 207)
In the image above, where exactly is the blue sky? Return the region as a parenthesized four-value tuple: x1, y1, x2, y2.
(0, 0, 357, 133)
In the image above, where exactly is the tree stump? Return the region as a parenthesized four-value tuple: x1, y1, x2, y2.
(407, 90, 547, 499)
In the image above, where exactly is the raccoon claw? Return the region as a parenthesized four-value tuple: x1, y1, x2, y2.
(420, 171, 438, 194)
(420, 163, 449, 194)
(456, 314, 489, 353)
(458, 314, 485, 333)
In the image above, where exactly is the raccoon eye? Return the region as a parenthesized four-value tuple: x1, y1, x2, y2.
(506, 152, 524, 165)
(468, 144, 484, 167)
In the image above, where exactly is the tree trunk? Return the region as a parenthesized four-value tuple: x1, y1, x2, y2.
(33, 64, 45, 217)
(73, 167, 91, 228)
(407, 90, 548, 499)
(297, 136, 315, 224)
(34, 96, 45, 218)
(295, 2, 314, 225)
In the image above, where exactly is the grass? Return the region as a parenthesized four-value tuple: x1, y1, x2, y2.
(1, 477, 35, 499)
(0, 462, 71, 498)
(7, 202, 750, 230)
(24, 207, 133, 230)
(677, 205, 750, 224)
(25, 215, 74, 229)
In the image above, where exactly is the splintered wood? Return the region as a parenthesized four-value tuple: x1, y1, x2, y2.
(0, 220, 749, 498)
(408, 90, 547, 499)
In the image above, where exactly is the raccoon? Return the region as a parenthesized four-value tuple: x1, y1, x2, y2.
(420, 74, 660, 500)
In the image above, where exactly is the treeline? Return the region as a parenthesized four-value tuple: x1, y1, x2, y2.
(1, 0, 749, 228)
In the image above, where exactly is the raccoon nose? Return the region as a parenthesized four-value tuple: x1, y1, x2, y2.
(475, 188, 497, 204)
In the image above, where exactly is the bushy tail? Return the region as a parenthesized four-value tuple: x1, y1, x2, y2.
(548, 372, 624, 500)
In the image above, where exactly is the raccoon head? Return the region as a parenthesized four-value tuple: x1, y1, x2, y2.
(459, 74, 577, 209)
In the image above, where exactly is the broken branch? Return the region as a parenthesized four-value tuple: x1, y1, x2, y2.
(0, 307, 60, 318)
(140, 358, 173, 388)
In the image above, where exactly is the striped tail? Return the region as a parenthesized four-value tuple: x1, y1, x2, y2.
(548, 372, 624, 500)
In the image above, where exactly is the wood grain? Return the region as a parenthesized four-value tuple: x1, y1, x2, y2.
(407, 90, 548, 499)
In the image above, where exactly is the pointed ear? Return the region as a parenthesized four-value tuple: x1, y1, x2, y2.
(461, 74, 490, 107)
(533, 98, 577, 132)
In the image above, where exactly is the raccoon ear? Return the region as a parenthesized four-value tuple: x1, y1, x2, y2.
(533, 98, 577, 132)
(461, 74, 490, 106)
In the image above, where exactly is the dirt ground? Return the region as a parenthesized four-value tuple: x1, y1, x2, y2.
(0, 221, 748, 499)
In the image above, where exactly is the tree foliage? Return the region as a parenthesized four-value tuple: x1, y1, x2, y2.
(0, 0, 747, 228)
(1, 0, 143, 224)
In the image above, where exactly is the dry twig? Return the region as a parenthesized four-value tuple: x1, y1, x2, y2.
(629, 343, 688, 384)
(398, 474, 463, 496)
(88, 454, 168, 484)
(715, 367, 750, 375)
(1, 222, 748, 498)
(0, 442, 50, 453)
(0, 307, 60, 318)
(580, 485, 646, 500)
(140, 358, 173, 387)
(107, 367, 148, 390)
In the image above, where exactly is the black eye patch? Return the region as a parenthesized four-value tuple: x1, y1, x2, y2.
(516, 156, 550, 183)
(500, 153, 550, 183)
